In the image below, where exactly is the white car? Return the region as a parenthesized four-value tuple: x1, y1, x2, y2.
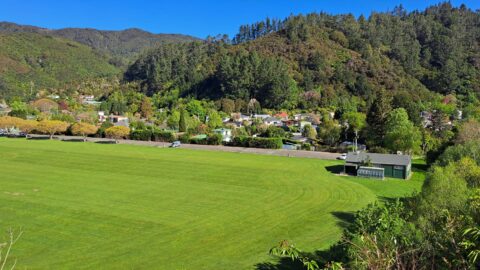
(337, 153, 347, 160)
(170, 141, 181, 148)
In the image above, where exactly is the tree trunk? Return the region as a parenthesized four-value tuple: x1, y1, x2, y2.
(49, 134, 53, 139)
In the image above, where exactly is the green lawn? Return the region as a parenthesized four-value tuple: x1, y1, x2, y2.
(0, 138, 425, 269)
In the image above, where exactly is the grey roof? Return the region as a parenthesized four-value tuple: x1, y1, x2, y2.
(346, 152, 411, 166)
(264, 117, 281, 122)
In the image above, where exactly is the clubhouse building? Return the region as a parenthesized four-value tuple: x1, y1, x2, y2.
(344, 152, 412, 180)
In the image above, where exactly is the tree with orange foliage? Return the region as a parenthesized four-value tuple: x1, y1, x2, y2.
(105, 126, 130, 143)
(71, 122, 98, 142)
(17, 119, 38, 137)
(0, 116, 22, 131)
(36, 120, 69, 139)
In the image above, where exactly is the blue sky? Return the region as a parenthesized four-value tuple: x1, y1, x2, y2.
(1, 0, 479, 38)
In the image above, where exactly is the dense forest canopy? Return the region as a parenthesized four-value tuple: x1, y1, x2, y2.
(124, 2, 479, 114)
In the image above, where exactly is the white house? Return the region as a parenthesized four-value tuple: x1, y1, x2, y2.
(109, 115, 129, 127)
(213, 128, 232, 142)
(98, 111, 106, 122)
(253, 114, 271, 120)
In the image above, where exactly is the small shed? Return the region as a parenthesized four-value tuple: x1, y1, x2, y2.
(344, 152, 412, 179)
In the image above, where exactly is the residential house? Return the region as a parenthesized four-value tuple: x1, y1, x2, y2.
(290, 132, 308, 143)
(274, 112, 289, 121)
(98, 111, 107, 122)
(298, 121, 313, 131)
(253, 114, 271, 120)
(263, 117, 282, 126)
(339, 141, 367, 151)
(282, 119, 295, 127)
(213, 128, 232, 142)
(80, 95, 101, 106)
(344, 152, 412, 180)
(230, 113, 251, 126)
(109, 115, 129, 127)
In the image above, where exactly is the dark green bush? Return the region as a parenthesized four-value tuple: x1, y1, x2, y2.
(130, 129, 153, 141)
(207, 133, 223, 145)
(178, 133, 190, 143)
(189, 137, 207, 145)
(231, 136, 282, 149)
(301, 143, 312, 150)
(152, 130, 176, 142)
(189, 134, 222, 145)
(96, 121, 114, 138)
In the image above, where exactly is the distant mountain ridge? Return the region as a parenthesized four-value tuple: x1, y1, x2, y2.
(0, 22, 200, 61)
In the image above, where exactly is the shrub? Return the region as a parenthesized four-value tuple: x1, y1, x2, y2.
(105, 126, 130, 143)
(152, 130, 176, 142)
(301, 143, 312, 151)
(96, 121, 113, 138)
(231, 136, 282, 149)
(130, 129, 153, 141)
(178, 133, 190, 143)
(207, 133, 223, 145)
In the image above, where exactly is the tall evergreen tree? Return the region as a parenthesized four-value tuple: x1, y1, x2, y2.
(179, 109, 187, 132)
(366, 89, 392, 147)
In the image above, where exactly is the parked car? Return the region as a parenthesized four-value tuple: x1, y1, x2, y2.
(337, 153, 347, 160)
(170, 141, 181, 148)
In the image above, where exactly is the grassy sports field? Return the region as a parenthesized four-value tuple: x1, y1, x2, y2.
(0, 138, 425, 269)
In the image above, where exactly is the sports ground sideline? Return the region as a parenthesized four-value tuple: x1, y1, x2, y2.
(27, 134, 341, 160)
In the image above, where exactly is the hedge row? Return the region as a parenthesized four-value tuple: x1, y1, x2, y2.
(188, 134, 223, 145)
(130, 129, 176, 142)
(230, 136, 283, 149)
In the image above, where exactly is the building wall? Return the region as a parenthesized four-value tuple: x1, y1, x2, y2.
(347, 163, 408, 179)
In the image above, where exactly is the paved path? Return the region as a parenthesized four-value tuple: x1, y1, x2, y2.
(27, 134, 341, 160)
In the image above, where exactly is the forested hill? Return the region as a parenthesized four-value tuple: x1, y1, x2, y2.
(0, 22, 200, 63)
(125, 3, 480, 113)
(0, 32, 119, 99)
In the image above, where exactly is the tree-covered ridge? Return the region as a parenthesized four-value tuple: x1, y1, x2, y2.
(235, 3, 480, 96)
(0, 22, 200, 63)
(0, 32, 119, 99)
(125, 3, 479, 112)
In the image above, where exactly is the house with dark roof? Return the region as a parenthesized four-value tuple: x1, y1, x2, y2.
(263, 117, 282, 126)
(344, 152, 412, 179)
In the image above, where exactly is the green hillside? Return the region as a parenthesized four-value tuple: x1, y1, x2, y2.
(0, 22, 200, 63)
(0, 32, 120, 99)
(125, 3, 479, 112)
(0, 138, 424, 269)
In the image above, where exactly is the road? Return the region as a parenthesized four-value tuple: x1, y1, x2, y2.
(26, 134, 341, 160)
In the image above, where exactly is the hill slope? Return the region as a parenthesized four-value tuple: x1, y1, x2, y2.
(0, 32, 119, 99)
(0, 22, 200, 61)
(124, 3, 479, 113)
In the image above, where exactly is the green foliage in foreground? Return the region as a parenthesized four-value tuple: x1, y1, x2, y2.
(0, 138, 424, 269)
